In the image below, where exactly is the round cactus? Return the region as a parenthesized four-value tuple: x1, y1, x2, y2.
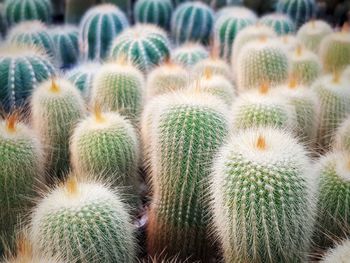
(214, 7, 257, 60)
(91, 61, 144, 121)
(319, 27, 350, 73)
(134, 0, 173, 29)
(0, 116, 43, 254)
(65, 0, 98, 24)
(321, 239, 350, 263)
(334, 117, 350, 153)
(297, 20, 333, 53)
(0, 44, 56, 112)
(31, 78, 86, 181)
(146, 91, 229, 261)
(30, 177, 136, 262)
(80, 4, 129, 61)
(172, 43, 209, 68)
(50, 26, 80, 69)
(193, 56, 232, 81)
(171, 2, 214, 45)
(278, 34, 301, 51)
(211, 127, 316, 263)
(277, 0, 316, 29)
(66, 62, 100, 100)
(312, 73, 350, 152)
(259, 13, 296, 35)
(236, 38, 289, 91)
(4, 0, 52, 26)
(7, 21, 57, 60)
(109, 25, 171, 72)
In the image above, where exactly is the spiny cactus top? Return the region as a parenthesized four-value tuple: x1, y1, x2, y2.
(211, 127, 316, 263)
(0, 44, 56, 112)
(30, 177, 136, 263)
(171, 1, 214, 44)
(172, 43, 209, 68)
(259, 13, 295, 35)
(321, 239, 350, 263)
(297, 20, 333, 53)
(134, 0, 173, 29)
(193, 56, 232, 82)
(279, 34, 301, 51)
(335, 116, 350, 152)
(80, 4, 129, 61)
(109, 24, 171, 72)
(4, 0, 52, 26)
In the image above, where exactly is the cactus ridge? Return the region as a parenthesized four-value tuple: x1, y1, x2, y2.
(172, 43, 209, 68)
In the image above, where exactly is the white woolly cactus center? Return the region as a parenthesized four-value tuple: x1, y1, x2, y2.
(0, 43, 47, 58)
(321, 239, 350, 263)
(279, 34, 301, 51)
(8, 20, 47, 35)
(194, 57, 232, 81)
(87, 3, 121, 14)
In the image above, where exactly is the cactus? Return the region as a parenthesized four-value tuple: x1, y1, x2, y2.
(297, 20, 333, 53)
(30, 176, 136, 262)
(65, 0, 98, 24)
(4, 0, 52, 26)
(279, 34, 301, 51)
(7, 21, 57, 61)
(171, 2, 214, 44)
(146, 91, 229, 261)
(50, 26, 80, 69)
(319, 27, 350, 73)
(334, 117, 350, 153)
(259, 13, 295, 35)
(80, 4, 129, 61)
(277, 0, 316, 29)
(236, 38, 289, 91)
(134, 0, 173, 29)
(172, 43, 209, 68)
(0, 44, 56, 112)
(91, 61, 144, 121)
(321, 239, 350, 263)
(211, 127, 316, 263)
(312, 73, 350, 152)
(66, 62, 100, 100)
(31, 78, 85, 182)
(0, 116, 43, 254)
(214, 7, 257, 60)
(109, 25, 171, 72)
(193, 56, 232, 82)
(231, 84, 297, 131)
(101, 0, 133, 18)
(289, 45, 322, 85)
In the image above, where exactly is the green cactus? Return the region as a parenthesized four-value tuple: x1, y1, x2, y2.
(134, 0, 173, 29)
(65, 0, 98, 24)
(259, 13, 295, 35)
(321, 239, 350, 263)
(109, 25, 171, 72)
(30, 79, 85, 182)
(0, 44, 56, 112)
(236, 38, 289, 91)
(4, 0, 52, 26)
(297, 20, 333, 53)
(146, 91, 229, 261)
(193, 56, 232, 82)
(91, 61, 144, 121)
(172, 43, 209, 68)
(277, 0, 316, 28)
(0, 117, 43, 254)
(211, 127, 316, 263)
(171, 2, 214, 44)
(334, 117, 350, 153)
(30, 177, 136, 263)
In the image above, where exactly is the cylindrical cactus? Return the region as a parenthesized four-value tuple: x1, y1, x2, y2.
(259, 13, 296, 35)
(0, 44, 56, 112)
(31, 78, 86, 182)
(321, 239, 350, 263)
(211, 127, 316, 263)
(80, 4, 129, 61)
(134, 0, 173, 29)
(193, 56, 232, 81)
(236, 38, 289, 91)
(30, 176, 136, 262)
(146, 91, 230, 261)
(109, 25, 171, 72)
(297, 20, 333, 53)
(334, 117, 350, 152)
(65, 0, 98, 24)
(171, 2, 214, 44)
(4, 0, 52, 26)
(172, 43, 209, 68)
(91, 61, 144, 121)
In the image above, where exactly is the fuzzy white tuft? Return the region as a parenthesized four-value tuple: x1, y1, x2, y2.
(321, 238, 350, 263)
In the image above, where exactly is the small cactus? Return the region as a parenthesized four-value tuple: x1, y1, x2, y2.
(193, 56, 232, 82)
(334, 117, 350, 152)
(259, 13, 295, 35)
(171, 2, 214, 44)
(31, 78, 86, 181)
(65, 0, 98, 24)
(321, 238, 350, 263)
(211, 127, 316, 263)
(109, 25, 171, 72)
(80, 4, 129, 61)
(134, 0, 173, 29)
(30, 176, 136, 263)
(278, 34, 301, 51)
(172, 43, 209, 68)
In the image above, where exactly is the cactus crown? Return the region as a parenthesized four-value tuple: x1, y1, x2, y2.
(321, 239, 350, 263)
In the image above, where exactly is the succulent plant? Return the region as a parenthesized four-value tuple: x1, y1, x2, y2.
(80, 4, 129, 61)
(172, 43, 209, 68)
(109, 25, 171, 72)
(30, 176, 136, 263)
(335, 117, 350, 153)
(0, 44, 56, 112)
(321, 238, 350, 263)
(278, 34, 301, 51)
(211, 127, 316, 263)
(65, 0, 98, 24)
(193, 56, 232, 82)
(171, 2, 214, 44)
(101, 0, 133, 18)
(31, 78, 85, 182)
(134, 0, 173, 29)
(259, 13, 295, 35)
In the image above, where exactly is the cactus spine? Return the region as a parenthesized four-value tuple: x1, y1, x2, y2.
(334, 117, 350, 152)
(259, 13, 295, 35)
(172, 43, 209, 68)
(321, 239, 350, 263)
(65, 0, 98, 24)
(193, 56, 232, 82)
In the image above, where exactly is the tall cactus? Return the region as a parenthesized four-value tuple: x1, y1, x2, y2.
(65, 0, 98, 24)
(259, 13, 295, 35)
(172, 43, 209, 68)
